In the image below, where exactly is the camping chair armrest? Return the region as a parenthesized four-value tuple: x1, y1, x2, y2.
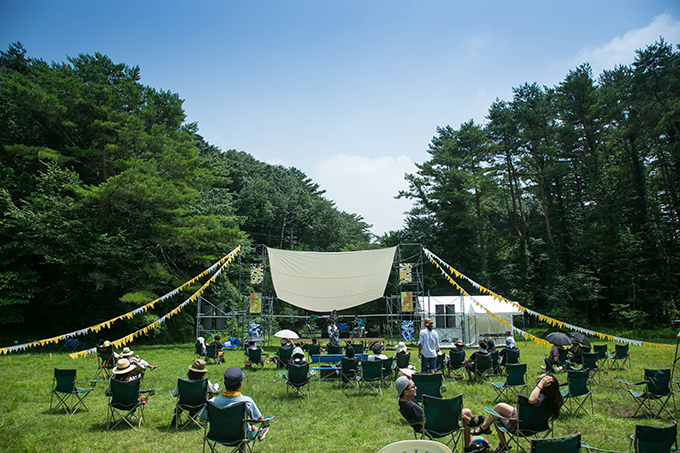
(581, 441, 627, 453)
(76, 379, 100, 388)
(246, 415, 274, 428)
(618, 379, 646, 387)
(140, 387, 157, 395)
(279, 371, 287, 380)
(482, 407, 515, 422)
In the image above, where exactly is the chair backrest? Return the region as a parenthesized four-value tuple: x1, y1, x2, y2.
(205, 344, 217, 359)
(516, 394, 550, 433)
(381, 357, 394, 377)
(97, 345, 114, 365)
(558, 347, 568, 363)
(422, 394, 462, 435)
(352, 343, 364, 354)
(530, 433, 581, 453)
(615, 343, 629, 359)
(396, 352, 411, 369)
(278, 346, 293, 363)
(109, 378, 141, 409)
(177, 378, 208, 407)
(341, 357, 359, 376)
(362, 359, 383, 381)
(378, 439, 452, 453)
(634, 423, 677, 453)
(412, 373, 443, 402)
(475, 352, 492, 373)
(448, 350, 465, 369)
(490, 350, 500, 368)
(593, 344, 607, 361)
(506, 348, 520, 365)
(566, 370, 590, 397)
(644, 369, 671, 397)
(308, 343, 321, 355)
(247, 348, 262, 363)
(205, 401, 248, 445)
(54, 369, 77, 393)
(195, 342, 203, 355)
(582, 353, 598, 371)
(288, 363, 310, 385)
(506, 363, 527, 386)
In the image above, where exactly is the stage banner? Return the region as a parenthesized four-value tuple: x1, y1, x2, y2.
(401, 291, 413, 312)
(249, 293, 262, 314)
(250, 264, 264, 284)
(267, 246, 397, 311)
(399, 263, 412, 283)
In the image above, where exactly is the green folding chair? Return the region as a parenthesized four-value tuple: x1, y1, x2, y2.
(503, 348, 521, 369)
(609, 344, 630, 370)
(308, 343, 321, 355)
(491, 363, 527, 403)
(279, 363, 312, 399)
(106, 378, 156, 430)
(396, 352, 412, 370)
(412, 373, 445, 403)
(50, 368, 96, 415)
(359, 359, 383, 395)
(619, 369, 676, 419)
(473, 353, 492, 381)
(447, 350, 465, 379)
(582, 423, 677, 452)
(339, 357, 359, 388)
(205, 345, 219, 365)
(93, 344, 115, 381)
(484, 394, 553, 453)
(244, 348, 267, 370)
(203, 401, 273, 453)
(531, 433, 581, 452)
(275, 346, 293, 369)
(421, 394, 464, 450)
(352, 343, 364, 354)
(592, 344, 610, 370)
(490, 350, 502, 376)
(381, 356, 394, 384)
(560, 369, 593, 417)
(580, 352, 600, 384)
(434, 354, 447, 375)
(172, 378, 208, 430)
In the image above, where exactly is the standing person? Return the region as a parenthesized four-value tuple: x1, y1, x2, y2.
(395, 376, 486, 452)
(327, 319, 341, 354)
(471, 374, 563, 452)
(417, 318, 440, 373)
(353, 315, 366, 337)
(200, 367, 269, 441)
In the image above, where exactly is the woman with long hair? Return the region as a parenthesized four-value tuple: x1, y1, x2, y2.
(471, 374, 563, 452)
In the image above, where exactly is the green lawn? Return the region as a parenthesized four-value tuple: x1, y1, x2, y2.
(1, 338, 677, 452)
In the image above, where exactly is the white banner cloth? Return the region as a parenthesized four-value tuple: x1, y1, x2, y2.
(267, 247, 397, 311)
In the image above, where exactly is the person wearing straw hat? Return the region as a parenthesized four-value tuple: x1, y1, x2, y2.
(106, 358, 147, 419)
(170, 359, 220, 426)
(119, 347, 158, 376)
(417, 318, 440, 373)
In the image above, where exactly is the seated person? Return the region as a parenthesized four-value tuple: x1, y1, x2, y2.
(195, 337, 207, 356)
(464, 339, 488, 381)
(106, 358, 146, 419)
(368, 342, 388, 361)
(210, 335, 225, 364)
(170, 359, 220, 425)
(274, 339, 292, 368)
(471, 374, 563, 452)
(395, 376, 486, 452)
(353, 315, 366, 337)
(498, 336, 519, 366)
(567, 338, 583, 365)
(289, 347, 307, 366)
(200, 367, 269, 441)
(449, 340, 466, 359)
(393, 342, 414, 370)
(487, 339, 497, 353)
(119, 347, 158, 376)
(542, 344, 563, 373)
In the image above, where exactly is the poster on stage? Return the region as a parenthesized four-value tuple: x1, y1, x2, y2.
(401, 291, 413, 313)
(249, 293, 262, 314)
(250, 264, 264, 284)
(399, 263, 412, 284)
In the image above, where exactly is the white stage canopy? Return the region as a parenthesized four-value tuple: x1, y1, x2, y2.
(267, 247, 397, 311)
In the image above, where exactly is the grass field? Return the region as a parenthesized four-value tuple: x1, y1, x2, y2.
(1, 337, 678, 453)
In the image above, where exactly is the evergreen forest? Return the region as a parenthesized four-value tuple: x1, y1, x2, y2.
(1, 39, 679, 345)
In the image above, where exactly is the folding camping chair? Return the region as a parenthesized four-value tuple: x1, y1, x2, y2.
(421, 394, 464, 450)
(205, 345, 219, 365)
(447, 350, 465, 379)
(359, 359, 383, 396)
(339, 356, 360, 389)
(473, 352, 493, 382)
(172, 378, 208, 430)
(203, 401, 273, 453)
(308, 343, 321, 355)
(592, 344, 610, 370)
(490, 350, 502, 376)
(578, 352, 600, 383)
(619, 369, 676, 419)
(491, 363, 527, 403)
(106, 378, 157, 430)
(434, 353, 447, 375)
(609, 344, 630, 370)
(396, 352, 411, 370)
(502, 348, 521, 371)
(244, 348, 267, 370)
(484, 394, 553, 453)
(412, 373, 445, 403)
(352, 343, 364, 354)
(275, 346, 293, 369)
(50, 368, 97, 415)
(279, 363, 312, 399)
(93, 343, 115, 381)
(560, 369, 593, 417)
(531, 433, 581, 453)
(582, 423, 677, 453)
(381, 356, 394, 384)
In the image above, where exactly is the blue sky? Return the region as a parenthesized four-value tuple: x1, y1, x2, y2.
(2, 1, 679, 236)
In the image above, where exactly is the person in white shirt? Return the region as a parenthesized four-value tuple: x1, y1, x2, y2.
(417, 318, 440, 373)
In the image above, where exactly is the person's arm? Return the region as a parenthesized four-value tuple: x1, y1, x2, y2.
(529, 375, 552, 404)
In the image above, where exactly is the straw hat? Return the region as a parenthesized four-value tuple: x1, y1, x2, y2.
(395, 342, 407, 353)
(120, 347, 134, 357)
(423, 318, 434, 326)
(189, 359, 207, 373)
(113, 358, 136, 374)
(455, 340, 464, 347)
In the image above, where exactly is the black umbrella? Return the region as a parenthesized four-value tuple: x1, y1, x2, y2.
(244, 335, 264, 343)
(570, 332, 591, 349)
(545, 332, 572, 347)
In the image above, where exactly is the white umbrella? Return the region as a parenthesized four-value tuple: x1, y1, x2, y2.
(274, 329, 299, 340)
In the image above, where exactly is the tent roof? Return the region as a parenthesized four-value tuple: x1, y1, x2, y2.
(420, 295, 521, 315)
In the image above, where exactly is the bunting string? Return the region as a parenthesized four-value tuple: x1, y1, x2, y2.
(421, 245, 674, 352)
(0, 245, 241, 356)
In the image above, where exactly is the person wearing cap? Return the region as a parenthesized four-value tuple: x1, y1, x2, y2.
(395, 375, 486, 452)
(200, 366, 269, 441)
(417, 318, 440, 373)
(327, 318, 341, 354)
(170, 359, 220, 426)
(210, 335, 225, 364)
(498, 336, 519, 367)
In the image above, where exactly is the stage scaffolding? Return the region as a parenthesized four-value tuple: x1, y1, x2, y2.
(385, 243, 426, 346)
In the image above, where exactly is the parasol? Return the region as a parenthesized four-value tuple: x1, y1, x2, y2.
(274, 329, 299, 340)
(569, 332, 591, 349)
(545, 332, 572, 347)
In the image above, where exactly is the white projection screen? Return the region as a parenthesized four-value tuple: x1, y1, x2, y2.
(267, 247, 397, 311)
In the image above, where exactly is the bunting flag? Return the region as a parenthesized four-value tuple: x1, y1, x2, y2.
(0, 246, 241, 356)
(421, 245, 675, 352)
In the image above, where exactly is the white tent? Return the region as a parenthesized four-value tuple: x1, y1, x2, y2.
(419, 295, 521, 346)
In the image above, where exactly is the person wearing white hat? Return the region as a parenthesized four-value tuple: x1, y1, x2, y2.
(395, 375, 486, 452)
(119, 347, 157, 376)
(499, 336, 519, 367)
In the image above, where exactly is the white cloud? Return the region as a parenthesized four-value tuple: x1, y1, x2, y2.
(310, 154, 417, 236)
(574, 12, 680, 75)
